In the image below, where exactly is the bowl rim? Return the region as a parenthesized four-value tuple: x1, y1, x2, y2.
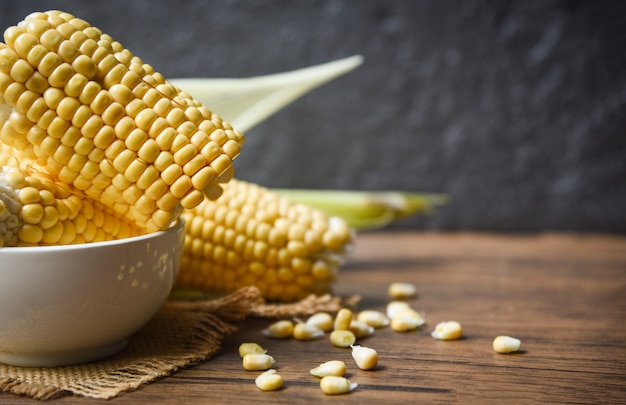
(0, 220, 183, 253)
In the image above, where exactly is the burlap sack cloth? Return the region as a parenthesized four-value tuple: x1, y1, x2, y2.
(0, 286, 348, 400)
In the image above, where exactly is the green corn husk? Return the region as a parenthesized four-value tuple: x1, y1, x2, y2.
(275, 189, 448, 231)
(171, 55, 363, 133)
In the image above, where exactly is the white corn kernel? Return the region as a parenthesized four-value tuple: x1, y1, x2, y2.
(238, 342, 266, 358)
(349, 320, 374, 338)
(356, 310, 389, 328)
(262, 320, 294, 339)
(255, 369, 283, 391)
(330, 330, 356, 348)
(293, 323, 324, 341)
(310, 360, 346, 377)
(242, 353, 275, 371)
(388, 282, 417, 299)
(320, 376, 358, 395)
(386, 301, 411, 319)
(351, 345, 378, 370)
(431, 321, 463, 340)
(306, 312, 334, 332)
(492, 336, 521, 353)
(333, 308, 353, 331)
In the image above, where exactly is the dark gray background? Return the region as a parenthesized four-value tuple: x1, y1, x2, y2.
(2, 0, 625, 233)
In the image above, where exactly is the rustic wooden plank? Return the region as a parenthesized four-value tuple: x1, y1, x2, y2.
(3, 232, 625, 404)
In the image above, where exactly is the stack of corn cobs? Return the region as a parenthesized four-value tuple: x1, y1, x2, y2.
(0, 10, 355, 302)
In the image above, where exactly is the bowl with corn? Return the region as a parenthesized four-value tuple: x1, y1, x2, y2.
(0, 9, 360, 367)
(0, 219, 184, 367)
(0, 8, 243, 367)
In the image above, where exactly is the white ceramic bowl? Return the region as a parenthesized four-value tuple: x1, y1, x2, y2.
(0, 220, 184, 367)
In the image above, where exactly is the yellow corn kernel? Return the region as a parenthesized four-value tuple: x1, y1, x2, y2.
(386, 301, 411, 319)
(1, 10, 244, 232)
(349, 320, 374, 339)
(20, 203, 44, 224)
(431, 321, 463, 341)
(388, 282, 417, 299)
(242, 353, 275, 371)
(492, 336, 521, 354)
(356, 310, 390, 329)
(309, 360, 346, 378)
(329, 330, 356, 348)
(254, 369, 283, 391)
(320, 376, 357, 395)
(333, 308, 353, 331)
(306, 312, 334, 332)
(350, 345, 378, 370)
(390, 312, 424, 332)
(177, 179, 353, 302)
(293, 323, 324, 341)
(395, 304, 425, 331)
(238, 342, 266, 358)
(262, 320, 294, 339)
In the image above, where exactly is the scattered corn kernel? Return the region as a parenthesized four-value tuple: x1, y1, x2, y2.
(242, 353, 275, 371)
(262, 320, 294, 339)
(386, 301, 411, 319)
(310, 360, 346, 377)
(388, 282, 417, 299)
(396, 307, 425, 322)
(431, 321, 463, 341)
(391, 314, 422, 332)
(320, 376, 358, 395)
(333, 308, 353, 331)
(351, 345, 378, 370)
(330, 330, 356, 348)
(238, 343, 266, 358)
(356, 310, 389, 328)
(349, 320, 374, 338)
(390, 308, 425, 332)
(293, 323, 324, 341)
(492, 336, 522, 353)
(306, 312, 334, 332)
(255, 369, 283, 391)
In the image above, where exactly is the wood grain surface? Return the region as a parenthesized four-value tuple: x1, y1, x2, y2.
(3, 232, 625, 404)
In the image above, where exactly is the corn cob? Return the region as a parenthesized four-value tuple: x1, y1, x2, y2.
(176, 179, 354, 302)
(0, 160, 145, 247)
(0, 10, 244, 232)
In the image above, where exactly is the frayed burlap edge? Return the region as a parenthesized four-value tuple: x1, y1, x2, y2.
(0, 286, 349, 401)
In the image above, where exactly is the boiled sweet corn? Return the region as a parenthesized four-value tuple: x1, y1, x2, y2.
(0, 161, 144, 246)
(0, 11, 356, 304)
(176, 179, 353, 302)
(0, 10, 244, 232)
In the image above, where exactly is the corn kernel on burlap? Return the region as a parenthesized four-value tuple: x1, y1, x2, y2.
(0, 286, 345, 400)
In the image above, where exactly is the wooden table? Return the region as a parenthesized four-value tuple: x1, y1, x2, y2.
(4, 232, 626, 404)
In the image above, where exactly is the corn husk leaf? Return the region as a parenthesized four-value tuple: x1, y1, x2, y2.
(274, 189, 449, 231)
(171, 55, 363, 133)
